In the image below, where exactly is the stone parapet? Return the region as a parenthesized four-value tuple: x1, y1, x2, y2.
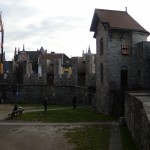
(125, 92, 150, 150)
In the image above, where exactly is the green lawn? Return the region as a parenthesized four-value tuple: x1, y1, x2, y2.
(7, 105, 136, 150)
(11, 107, 117, 122)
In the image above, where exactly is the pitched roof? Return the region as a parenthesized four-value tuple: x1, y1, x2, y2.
(90, 9, 149, 35)
(40, 53, 71, 64)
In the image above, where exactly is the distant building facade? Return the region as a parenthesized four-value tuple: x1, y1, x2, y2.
(2, 45, 96, 89)
(0, 46, 96, 104)
(90, 9, 150, 115)
(12, 46, 74, 86)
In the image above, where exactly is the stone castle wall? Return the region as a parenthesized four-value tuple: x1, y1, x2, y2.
(95, 22, 109, 113)
(5, 85, 90, 105)
(125, 93, 150, 150)
(23, 74, 46, 85)
(95, 24, 149, 115)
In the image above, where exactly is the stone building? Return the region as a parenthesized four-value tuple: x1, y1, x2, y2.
(71, 48, 96, 87)
(136, 41, 150, 89)
(82, 47, 96, 87)
(39, 51, 74, 86)
(13, 46, 75, 86)
(70, 49, 96, 105)
(13, 46, 46, 84)
(90, 9, 150, 115)
(0, 43, 96, 103)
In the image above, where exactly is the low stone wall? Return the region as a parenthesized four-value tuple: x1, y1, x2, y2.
(125, 92, 150, 150)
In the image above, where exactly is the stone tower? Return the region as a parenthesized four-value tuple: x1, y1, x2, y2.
(90, 9, 149, 115)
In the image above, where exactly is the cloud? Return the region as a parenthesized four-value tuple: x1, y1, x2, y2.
(2, 0, 150, 61)
(1, 0, 95, 60)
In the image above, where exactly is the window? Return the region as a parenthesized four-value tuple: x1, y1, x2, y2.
(100, 64, 103, 82)
(121, 45, 129, 55)
(138, 70, 141, 78)
(121, 66, 128, 89)
(64, 71, 68, 74)
(64, 71, 69, 78)
(100, 38, 103, 55)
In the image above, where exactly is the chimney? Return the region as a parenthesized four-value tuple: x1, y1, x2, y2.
(125, 7, 127, 12)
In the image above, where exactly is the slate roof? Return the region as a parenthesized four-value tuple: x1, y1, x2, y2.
(90, 9, 149, 35)
(40, 53, 71, 64)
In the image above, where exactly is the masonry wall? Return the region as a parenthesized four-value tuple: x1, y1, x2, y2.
(137, 41, 150, 89)
(85, 54, 96, 87)
(129, 32, 148, 88)
(96, 26, 132, 115)
(95, 22, 109, 114)
(54, 60, 76, 86)
(108, 30, 131, 88)
(23, 74, 46, 85)
(95, 26, 149, 115)
(125, 93, 150, 150)
(86, 74, 95, 87)
(6, 85, 89, 105)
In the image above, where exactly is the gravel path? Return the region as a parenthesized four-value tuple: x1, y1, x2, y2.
(0, 104, 75, 150)
(0, 125, 74, 150)
(109, 123, 123, 150)
(0, 104, 13, 120)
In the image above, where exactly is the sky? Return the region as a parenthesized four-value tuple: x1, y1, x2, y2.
(0, 0, 150, 60)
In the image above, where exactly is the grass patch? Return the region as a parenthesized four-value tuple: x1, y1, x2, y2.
(65, 125, 111, 150)
(11, 107, 117, 122)
(120, 126, 137, 150)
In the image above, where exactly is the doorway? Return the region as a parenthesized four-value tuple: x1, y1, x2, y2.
(121, 68, 128, 89)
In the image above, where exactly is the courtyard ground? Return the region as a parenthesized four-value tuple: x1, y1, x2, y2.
(0, 104, 122, 150)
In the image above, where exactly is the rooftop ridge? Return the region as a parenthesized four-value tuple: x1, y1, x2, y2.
(95, 8, 127, 13)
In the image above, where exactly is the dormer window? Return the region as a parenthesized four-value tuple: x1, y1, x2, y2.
(121, 45, 129, 55)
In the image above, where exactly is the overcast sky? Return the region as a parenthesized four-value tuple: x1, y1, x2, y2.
(0, 0, 150, 60)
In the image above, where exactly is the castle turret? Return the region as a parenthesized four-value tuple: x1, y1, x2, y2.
(23, 44, 25, 51)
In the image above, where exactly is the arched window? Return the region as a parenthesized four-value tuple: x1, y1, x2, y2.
(100, 63, 103, 82)
(100, 38, 103, 55)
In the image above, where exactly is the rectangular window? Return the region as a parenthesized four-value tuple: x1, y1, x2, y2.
(100, 64, 103, 82)
(100, 38, 103, 55)
(64, 71, 69, 78)
(64, 71, 68, 74)
(121, 45, 129, 55)
(121, 69, 128, 89)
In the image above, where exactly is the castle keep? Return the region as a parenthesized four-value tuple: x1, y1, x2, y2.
(90, 9, 150, 115)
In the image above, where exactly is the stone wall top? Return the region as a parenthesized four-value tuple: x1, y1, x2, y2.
(128, 91, 150, 122)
